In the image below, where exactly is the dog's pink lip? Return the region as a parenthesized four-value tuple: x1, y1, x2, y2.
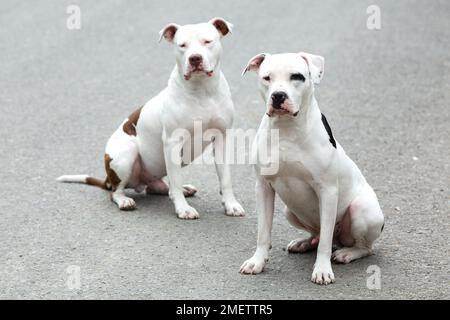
(184, 69, 214, 80)
(268, 106, 298, 117)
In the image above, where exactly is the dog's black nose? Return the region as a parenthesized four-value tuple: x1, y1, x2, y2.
(189, 54, 203, 67)
(271, 91, 287, 109)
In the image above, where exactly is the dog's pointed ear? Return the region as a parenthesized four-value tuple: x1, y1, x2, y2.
(159, 23, 180, 43)
(209, 17, 233, 37)
(242, 53, 268, 76)
(299, 52, 324, 84)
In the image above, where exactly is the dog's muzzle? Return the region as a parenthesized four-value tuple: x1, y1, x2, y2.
(267, 92, 299, 117)
(189, 54, 203, 68)
(271, 91, 288, 109)
(184, 54, 214, 80)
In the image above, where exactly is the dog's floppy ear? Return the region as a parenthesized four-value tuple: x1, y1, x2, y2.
(299, 52, 324, 84)
(159, 23, 180, 43)
(242, 53, 268, 76)
(209, 17, 233, 37)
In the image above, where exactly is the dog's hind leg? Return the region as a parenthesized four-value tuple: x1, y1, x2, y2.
(146, 177, 197, 197)
(285, 207, 320, 253)
(332, 184, 384, 263)
(105, 133, 140, 211)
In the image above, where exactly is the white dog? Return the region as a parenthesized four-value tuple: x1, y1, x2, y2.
(58, 18, 245, 219)
(239, 52, 384, 284)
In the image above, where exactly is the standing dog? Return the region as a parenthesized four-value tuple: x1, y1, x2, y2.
(58, 18, 245, 219)
(239, 52, 384, 284)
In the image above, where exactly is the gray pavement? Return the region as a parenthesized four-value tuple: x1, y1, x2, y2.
(0, 0, 449, 299)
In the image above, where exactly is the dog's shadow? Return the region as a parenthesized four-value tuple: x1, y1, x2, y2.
(121, 191, 223, 220)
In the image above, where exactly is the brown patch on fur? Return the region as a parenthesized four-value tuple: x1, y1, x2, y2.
(104, 153, 121, 191)
(122, 106, 143, 136)
(86, 177, 109, 190)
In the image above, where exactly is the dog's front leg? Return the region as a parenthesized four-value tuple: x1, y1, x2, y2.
(213, 133, 245, 216)
(163, 132, 199, 219)
(240, 177, 275, 274)
(311, 185, 338, 284)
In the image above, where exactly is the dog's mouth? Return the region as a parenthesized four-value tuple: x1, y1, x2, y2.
(266, 105, 299, 117)
(184, 68, 214, 80)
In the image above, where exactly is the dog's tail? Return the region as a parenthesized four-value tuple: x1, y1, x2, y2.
(56, 174, 110, 190)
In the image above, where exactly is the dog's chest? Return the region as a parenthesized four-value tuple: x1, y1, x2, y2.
(258, 139, 322, 224)
(255, 128, 314, 181)
(255, 127, 322, 213)
(183, 95, 232, 132)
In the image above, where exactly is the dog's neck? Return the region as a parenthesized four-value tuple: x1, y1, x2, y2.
(169, 64, 222, 94)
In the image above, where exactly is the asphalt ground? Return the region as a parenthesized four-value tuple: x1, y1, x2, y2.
(0, 0, 449, 299)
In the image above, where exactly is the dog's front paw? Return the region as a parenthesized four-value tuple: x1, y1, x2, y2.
(311, 262, 335, 285)
(239, 256, 266, 274)
(223, 199, 245, 217)
(117, 197, 137, 211)
(176, 205, 200, 220)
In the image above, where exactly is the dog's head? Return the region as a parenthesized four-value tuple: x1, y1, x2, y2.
(159, 18, 233, 81)
(242, 52, 324, 117)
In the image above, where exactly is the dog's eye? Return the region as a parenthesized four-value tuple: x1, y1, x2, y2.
(203, 40, 212, 45)
(179, 43, 187, 48)
(290, 73, 305, 81)
(263, 76, 270, 82)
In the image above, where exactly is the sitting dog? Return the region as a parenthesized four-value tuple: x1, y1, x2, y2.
(239, 52, 384, 284)
(58, 18, 245, 219)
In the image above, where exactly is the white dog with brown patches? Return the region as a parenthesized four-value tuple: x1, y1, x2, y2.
(58, 18, 245, 219)
(239, 52, 384, 284)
